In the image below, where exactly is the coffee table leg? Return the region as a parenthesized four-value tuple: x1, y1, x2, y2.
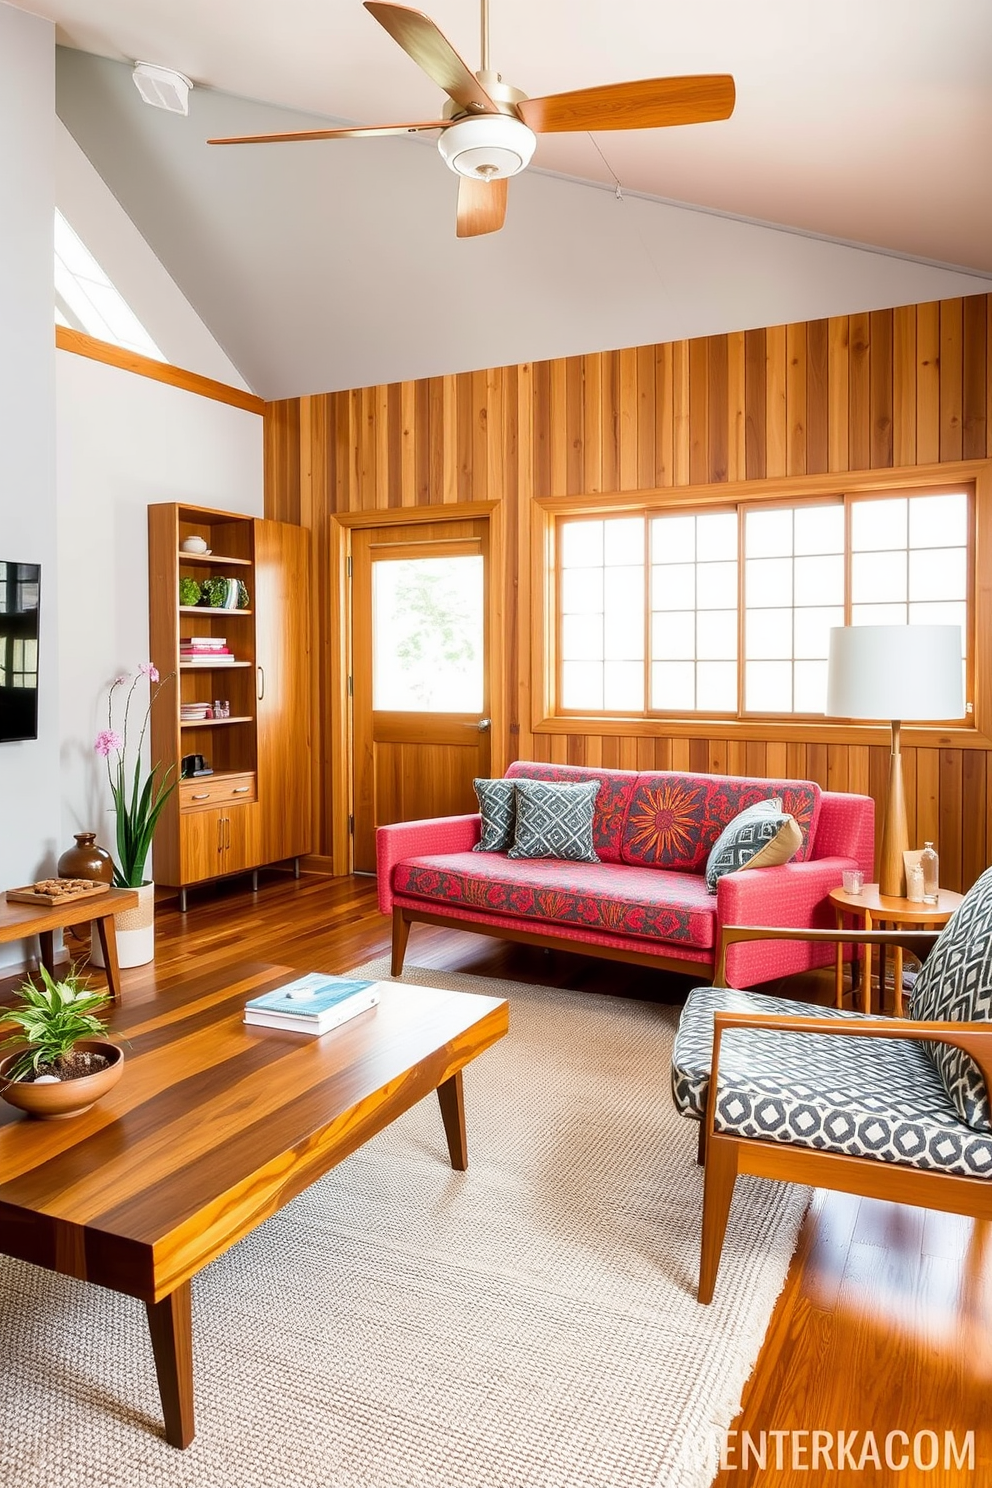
(437, 1070, 468, 1171)
(146, 1282, 195, 1448)
(94, 914, 123, 1004)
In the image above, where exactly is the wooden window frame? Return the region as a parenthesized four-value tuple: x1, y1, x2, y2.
(533, 458, 992, 749)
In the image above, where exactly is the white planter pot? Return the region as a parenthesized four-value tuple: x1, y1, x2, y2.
(89, 881, 156, 970)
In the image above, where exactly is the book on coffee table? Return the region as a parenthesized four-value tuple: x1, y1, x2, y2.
(244, 973, 381, 1035)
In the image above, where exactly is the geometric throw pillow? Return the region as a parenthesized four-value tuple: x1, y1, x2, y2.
(472, 777, 516, 853)
(909, 863, 992, 1132)
(508, 778, 600, 863)
(704, 797, 801, 893)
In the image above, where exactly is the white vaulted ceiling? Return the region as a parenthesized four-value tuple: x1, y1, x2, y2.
(21, 0, 992, 396)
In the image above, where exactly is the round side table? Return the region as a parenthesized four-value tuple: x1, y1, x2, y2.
(827, 884, 964, 1015)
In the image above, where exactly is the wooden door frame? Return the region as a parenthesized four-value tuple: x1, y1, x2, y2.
(329, 500, 505, 876)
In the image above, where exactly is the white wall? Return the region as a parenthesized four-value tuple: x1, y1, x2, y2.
(55, 120, 252, 391)
(56, 352, 263, 868)
(0, 4, 59, 970)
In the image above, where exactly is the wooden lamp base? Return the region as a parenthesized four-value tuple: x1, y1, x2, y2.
(878, 719, 909, 898)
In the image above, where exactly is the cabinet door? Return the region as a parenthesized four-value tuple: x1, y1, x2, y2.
(180, 808, 226, 883)
(254, 520, 312, 862)
(180, 803, 260, 882)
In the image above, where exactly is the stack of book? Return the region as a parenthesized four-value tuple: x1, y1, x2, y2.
(180, 637, 236, 665)
(244, 974, 381, 1035)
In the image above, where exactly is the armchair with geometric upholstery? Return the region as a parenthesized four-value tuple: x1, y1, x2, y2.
(672, 865, 992, 1303)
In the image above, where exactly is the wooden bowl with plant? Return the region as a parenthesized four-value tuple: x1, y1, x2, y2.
(0, 965, 123, 1120)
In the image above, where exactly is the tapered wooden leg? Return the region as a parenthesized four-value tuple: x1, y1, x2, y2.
(38, 930, 56, 977)
(698, 1135, 739, 1304)
(146, 1283, 195, 1448)
(696, 1121, 708, 1167)
(437, 1070, 468, 1171)
(391, 907, 412, 976)
(94, 914, 124, 1004)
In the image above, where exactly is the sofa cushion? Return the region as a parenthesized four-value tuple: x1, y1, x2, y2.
(909, 863, 992, 1133)
(393, 853, 718, 948)
(508, 779, 600, 863)
(704, 799, 802, 892)
(672, 986, 992, 1180)
(621, 773, 821, 871)
(505, 762, 637, 864)
(472, 778, 516, 853)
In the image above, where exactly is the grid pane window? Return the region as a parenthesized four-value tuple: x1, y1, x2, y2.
(650, 512, 737, 711)
(744, 504, 844, 713)
(557, 490, 971, 719)
(560, 519, 645, 711)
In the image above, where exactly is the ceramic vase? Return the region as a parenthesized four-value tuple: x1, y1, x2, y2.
(89, 881, 156, 969)
(57, 832, 115, 884)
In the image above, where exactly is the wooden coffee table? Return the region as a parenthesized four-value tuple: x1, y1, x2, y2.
(0, 962, 508, 1447)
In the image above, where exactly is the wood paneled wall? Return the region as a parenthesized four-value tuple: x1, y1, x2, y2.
(266, 294, 992, 890)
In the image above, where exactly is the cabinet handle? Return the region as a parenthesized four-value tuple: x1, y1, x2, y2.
(232, 786, 250, 794)
(257, 666, 265, 700)
(191, 792, 210, 800)
(225, 816, 232, 850)
(217, 818, 224, 854)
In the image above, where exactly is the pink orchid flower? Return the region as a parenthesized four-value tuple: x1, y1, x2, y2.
(94, 729, 123, 758)
(139, 662, 160, 683)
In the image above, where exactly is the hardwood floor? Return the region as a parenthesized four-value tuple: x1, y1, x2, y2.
(6, 868, 989, 1486)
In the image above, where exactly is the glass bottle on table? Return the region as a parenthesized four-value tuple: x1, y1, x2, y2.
(920, 841, 939, 905)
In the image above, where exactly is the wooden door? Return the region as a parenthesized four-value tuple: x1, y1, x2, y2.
(180, 804, 260, 882)
(254, 519, 312, 864)
(352, 519, 491, 872)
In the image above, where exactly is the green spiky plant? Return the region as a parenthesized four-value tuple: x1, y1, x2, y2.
(0, 965, 116, 1084)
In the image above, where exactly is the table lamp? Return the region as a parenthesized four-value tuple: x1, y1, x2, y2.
(826, 625, 964, 897)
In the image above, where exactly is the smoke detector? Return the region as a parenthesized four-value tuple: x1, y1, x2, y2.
(132, 63, 192, 115)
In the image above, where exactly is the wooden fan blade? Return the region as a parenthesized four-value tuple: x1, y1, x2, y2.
(208, 120, 446, 145)
(456, 176, 508, 238)
(364, 2, 497, 115)
(517, 75, 736, 133)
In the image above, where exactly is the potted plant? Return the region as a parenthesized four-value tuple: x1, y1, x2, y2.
(0, 965, 124, 1119)
(91, 663, 175, 969)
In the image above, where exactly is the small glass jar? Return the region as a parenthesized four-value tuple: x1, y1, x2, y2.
(907, 864, 925, 903)
(920, 841, 939, 905)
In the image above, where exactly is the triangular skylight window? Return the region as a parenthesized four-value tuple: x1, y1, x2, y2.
(54, 210, 166, 362)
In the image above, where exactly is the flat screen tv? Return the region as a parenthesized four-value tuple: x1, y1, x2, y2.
(0, 561, 41, 743)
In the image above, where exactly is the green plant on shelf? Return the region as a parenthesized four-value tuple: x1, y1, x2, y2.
(179, 577, 202, 607)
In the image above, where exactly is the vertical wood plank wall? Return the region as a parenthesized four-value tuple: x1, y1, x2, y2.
(265, 295, 992, 891)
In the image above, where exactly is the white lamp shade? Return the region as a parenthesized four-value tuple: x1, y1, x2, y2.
(827, 625, 964, 721)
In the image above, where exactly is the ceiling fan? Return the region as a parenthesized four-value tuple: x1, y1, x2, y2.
(208, 0, 735, 238)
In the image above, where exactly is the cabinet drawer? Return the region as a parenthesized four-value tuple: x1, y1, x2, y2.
(180, 772, 257, 811)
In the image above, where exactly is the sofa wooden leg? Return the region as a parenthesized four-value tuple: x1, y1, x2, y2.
(391, 908, 412, 977)
(698, 1135, 739, 1305)
(696, 1122, 707, 1167)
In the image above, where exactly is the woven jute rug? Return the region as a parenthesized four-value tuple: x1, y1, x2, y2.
(0, 961, 808, 1488)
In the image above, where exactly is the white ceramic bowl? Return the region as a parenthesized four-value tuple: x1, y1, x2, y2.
(181, 536, 209, 554)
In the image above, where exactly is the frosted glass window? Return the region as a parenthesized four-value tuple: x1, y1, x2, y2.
(744, 503, 843, 713)
(559, 516, 644, 711)
(649, 511, 738, 712)
(373, 555, 483, 711)
(557, 491, 970, 720)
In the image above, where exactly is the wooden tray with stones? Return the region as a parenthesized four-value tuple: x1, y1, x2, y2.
(5, 879, 112, 907)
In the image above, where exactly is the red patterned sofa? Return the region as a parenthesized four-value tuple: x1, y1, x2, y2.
(376, 761, 875, 989)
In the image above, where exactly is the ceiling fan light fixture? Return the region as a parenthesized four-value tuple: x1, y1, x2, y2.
(437, 115, 536, 180)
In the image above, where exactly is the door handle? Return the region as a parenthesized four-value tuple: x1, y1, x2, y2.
(257, 666, 265, 701)
(225, 817, 232, 850)
(477, 718, 491, 732)
(217, 818, 224, 854)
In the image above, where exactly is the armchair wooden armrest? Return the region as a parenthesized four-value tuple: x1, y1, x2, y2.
(713, 924, 940, 985)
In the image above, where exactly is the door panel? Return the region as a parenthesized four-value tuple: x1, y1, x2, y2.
(254, 519, 312, 863)
(352, 520, 491, 872)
